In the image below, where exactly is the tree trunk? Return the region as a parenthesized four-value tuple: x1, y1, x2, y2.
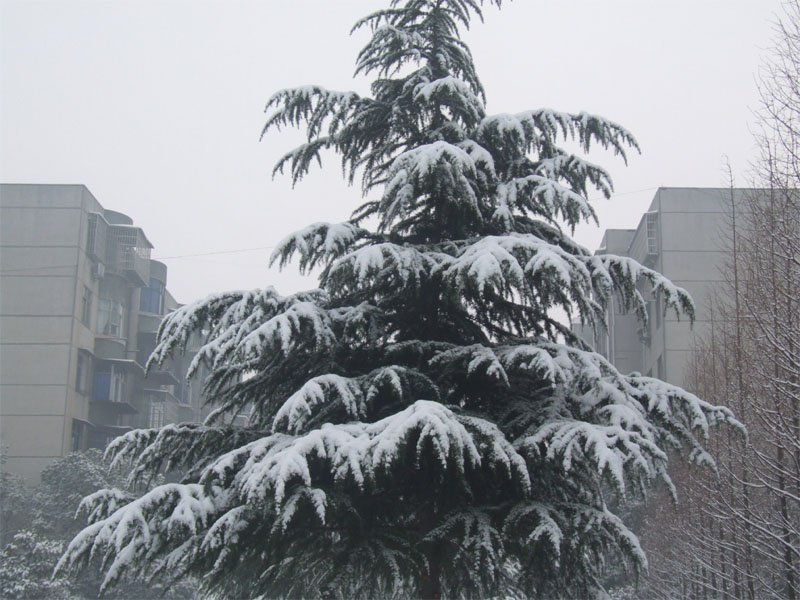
(417, 502, 441, 600)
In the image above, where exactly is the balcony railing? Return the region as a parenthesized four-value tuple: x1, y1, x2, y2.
(86, 213, 108, 262)
(107, 225, 151, 286)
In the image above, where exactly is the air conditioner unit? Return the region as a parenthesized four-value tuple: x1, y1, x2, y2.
(91, 263, 106, 280)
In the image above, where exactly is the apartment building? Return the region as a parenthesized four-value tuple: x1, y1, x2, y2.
(576, 187, 751, 387)
(0, 184, 205, 483)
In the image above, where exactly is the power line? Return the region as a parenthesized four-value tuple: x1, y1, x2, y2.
(0, 247, 277, 274)
(1, 187, 660, 275)
(587, 186, 658, 202)
(152, 246, 276, 260)
(0, 263, 79, 274)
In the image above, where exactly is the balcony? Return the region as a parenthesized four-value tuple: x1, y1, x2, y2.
(87, 424, 134, 450)
(90, 359, 141, 416)
(107, 225, 152, 287)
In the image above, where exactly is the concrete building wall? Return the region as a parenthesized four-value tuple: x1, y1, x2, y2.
(1, 185, 91, 480)
(1, 184, 196, 483)
(578, 187, 749, 388)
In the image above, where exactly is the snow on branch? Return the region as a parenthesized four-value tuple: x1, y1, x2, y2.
(504, 502, 564, 558)
(503, 501, 647, 595)
(628, 374, 744, 443)
(495, 175, 597, 231)
(234, 300, 337, 358)
(427, 339, 741, 495)
(56, 483, 222, 592)
(272, 374, 366, 434)
(572, 504, 648, 571)
(521, 419, 662, 495)
(353, 22, 428, 77)
(270, 221, 369, 273)
(430, 344, 510, 386)
(476, 109, 639, 165)
(201, 401, 526, 518)
(379, 141, 485, 231)
(104, 423, 265, 487)
(166, 290, 334, 376)
(573, 111, 641, 159)
(263, 86, 360, 141)
(534, 153, 614, 200)
(587, 254, 695, 324)
(146, 289, 259, 374)
(413, 75, 486, 125)
(446, 234, 585, 291)
(424, 509, 505, 592)
(326, 242, 451, 291)
(443, 233, 602, 324)
(352, 1, 497, 94)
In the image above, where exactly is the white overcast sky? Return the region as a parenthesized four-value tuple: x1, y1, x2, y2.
(0, 0, 784, 304)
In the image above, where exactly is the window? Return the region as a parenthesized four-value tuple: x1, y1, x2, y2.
(113, 371, 125, 403)
(140, 278, 165, 314)
(180, 381, 192, 405)
(148, 401, 165, 428)
(97, 297, 125, 337)
(70, 419, 83, 452)
(93, 364, 126, 403)
(645, 300, 655, 332)
(645, 212, 659, 255)
(97, 279, 128, 338)
(81, 286, 93, 326)
(86, 213, 107, 260)
(88, 428, 112, 450)
(75, 352, 90, 394)
(654, 296, 662, 330)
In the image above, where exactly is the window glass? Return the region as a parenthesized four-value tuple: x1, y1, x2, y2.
(140, 278, 165, 314)
(70, 419, 83, 452)
(75, 352, 90, 393)
(655, 296, 662, 330)
(148, 401, 164, 428)
(92, 364, 125, 402)
(81, 286, 93, 326)
(97, 298, 125, 336)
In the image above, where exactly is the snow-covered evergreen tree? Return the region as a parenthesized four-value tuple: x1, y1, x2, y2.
(58, 2, 740, 598)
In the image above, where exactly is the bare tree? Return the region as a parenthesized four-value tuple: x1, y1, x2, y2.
(622, 3, 800, 598)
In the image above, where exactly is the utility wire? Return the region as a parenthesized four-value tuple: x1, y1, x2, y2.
(1, 187, 660, 275)
(153, 246, 275, 260)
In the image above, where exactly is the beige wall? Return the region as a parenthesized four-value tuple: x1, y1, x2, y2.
(1, 185, 89, 483)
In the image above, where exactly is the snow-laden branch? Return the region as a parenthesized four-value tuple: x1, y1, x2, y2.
(588, 254, 695, 323)
(205, 400, 528, 510)
(326, 242, 451, 291)
(56, 483, 225, 592)
(495, 175, 597, 230)
(379, 141, 486, 231)
(270, 221, 369, 273)
(476, 109, 639, 165)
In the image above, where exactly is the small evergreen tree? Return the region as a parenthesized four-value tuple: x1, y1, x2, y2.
(58, 1, 740, 597)
(0, 451, 198, 599)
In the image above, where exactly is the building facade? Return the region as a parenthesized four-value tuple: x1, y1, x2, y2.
(576, 187, 751, 387)
(0, 184, 205, 483)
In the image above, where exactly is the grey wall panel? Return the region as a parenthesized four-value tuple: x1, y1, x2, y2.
(0, 316, 74, 343)
(1, 184, 85, 209)
(0, 344, 71, 384)
(1, 207, 82, 247)
(0, 385, 67, 415)
(0, 415, 65, 455)
(1, 277, 76, 315)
